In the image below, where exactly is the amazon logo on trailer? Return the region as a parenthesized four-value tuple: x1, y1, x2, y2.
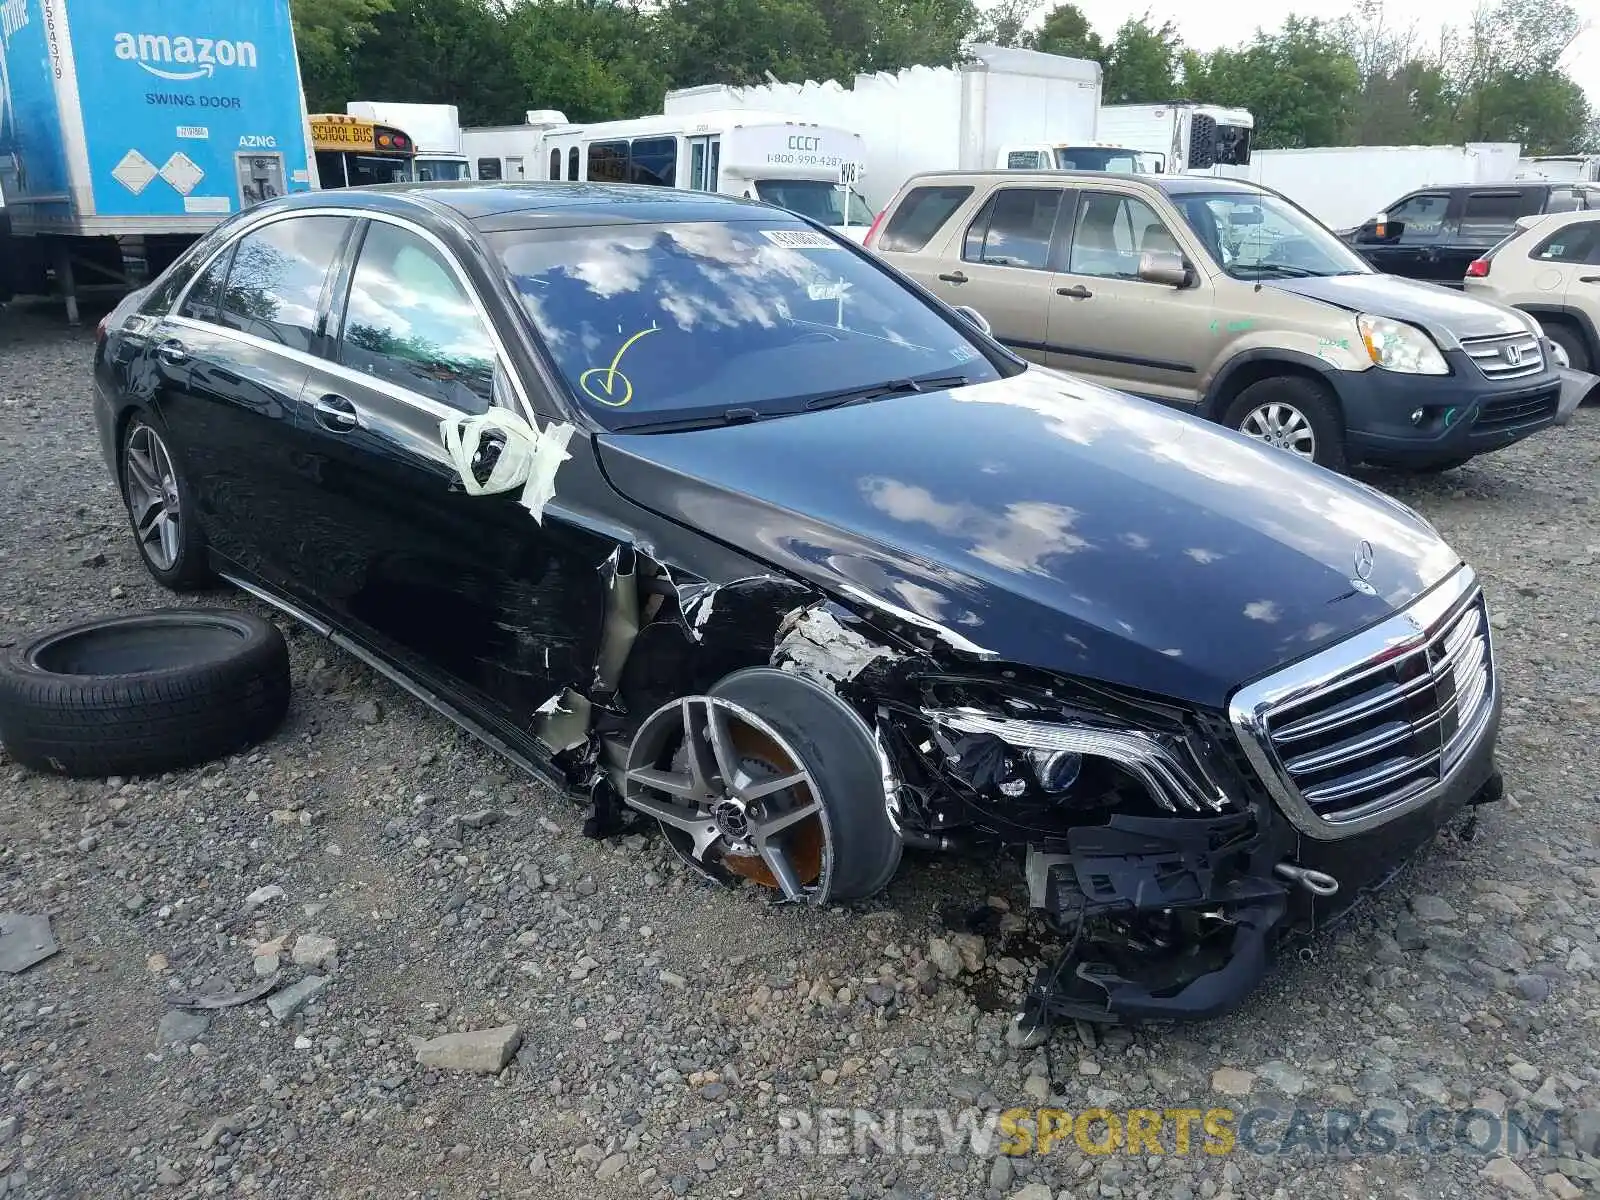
(113, 31, 258, 81)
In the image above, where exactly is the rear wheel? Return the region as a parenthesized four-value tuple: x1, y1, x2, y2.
(120, 416, 213, 591)
(621, 667, 902, 904)
(1222, 376, 1347, 472)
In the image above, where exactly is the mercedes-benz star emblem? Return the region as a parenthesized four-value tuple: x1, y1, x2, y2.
(1354, 539, 1375, 581)
(1349, 539, 1377, 595)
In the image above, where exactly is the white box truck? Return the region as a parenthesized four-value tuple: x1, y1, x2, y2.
(345, 101, 469, 180)
(0, 0, 318, 320)
(1218, 142, 1522, 232)
(462, 109, 875, 240)
(1094, 103, 1253, 174)
(663, 45, 1105, 212)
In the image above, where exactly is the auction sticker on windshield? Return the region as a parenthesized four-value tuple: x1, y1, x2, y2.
(760, 229, 841, 250)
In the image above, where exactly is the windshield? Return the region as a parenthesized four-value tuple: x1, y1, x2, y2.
(754, 179, 876, 226)
(1171, 191, 1372, 279)
(491, 220, 1001, 430)
(416, 159, 470, 182)
(1054, 147, 1144, 173)
(346, 155, 413, 186)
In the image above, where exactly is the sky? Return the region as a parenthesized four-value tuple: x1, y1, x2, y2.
(1064, 0, 1600, 110)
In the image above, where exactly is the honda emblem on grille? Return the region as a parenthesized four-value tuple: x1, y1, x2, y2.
(1350, 539, 1377, 595)
(1504, 344, 1523, 366)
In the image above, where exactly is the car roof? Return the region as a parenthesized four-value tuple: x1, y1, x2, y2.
(894, 169, 1268, 197)
(264, 181, 788, 232)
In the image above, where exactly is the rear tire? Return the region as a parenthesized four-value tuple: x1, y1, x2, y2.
(1222, 376, 1347, 472)
(119, 414, 213, 591)
(0, 609, 291, 778)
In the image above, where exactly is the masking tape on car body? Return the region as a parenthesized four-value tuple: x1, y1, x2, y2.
(438, 409, 575, 524)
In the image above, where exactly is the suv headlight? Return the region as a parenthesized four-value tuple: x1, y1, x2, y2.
(1357, 314, 1449, 375)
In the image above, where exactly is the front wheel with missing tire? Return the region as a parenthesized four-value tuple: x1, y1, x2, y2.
(621, 667, 902, 905)
(1222, 376, 1347, 472)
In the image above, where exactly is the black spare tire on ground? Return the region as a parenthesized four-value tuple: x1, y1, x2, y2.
(0, 609, 290, 778)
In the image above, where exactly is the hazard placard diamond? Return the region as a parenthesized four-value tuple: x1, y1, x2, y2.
(159, 152, 205, 197)
(111, 149, 158, 195)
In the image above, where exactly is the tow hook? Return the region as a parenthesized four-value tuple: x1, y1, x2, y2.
(1274, 862, 1339, 897)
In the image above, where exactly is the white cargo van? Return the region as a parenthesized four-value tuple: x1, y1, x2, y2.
(346, 101, 471, 181)
(462, 110, 874, 240)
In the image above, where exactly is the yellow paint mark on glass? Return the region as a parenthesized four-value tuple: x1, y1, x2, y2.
(579, 323, 660, 407)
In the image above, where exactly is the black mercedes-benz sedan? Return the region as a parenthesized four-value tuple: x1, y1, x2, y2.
(92, 182, 1504, 1032)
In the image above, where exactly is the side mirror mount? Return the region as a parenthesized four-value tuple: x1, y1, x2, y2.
(439, 409, 576, 523)
(1358, 216, 1404, 243)
(1137, 250, 1191, 288)
(953, 304, 992, 337)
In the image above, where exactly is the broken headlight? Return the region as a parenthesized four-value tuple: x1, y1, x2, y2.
(933, 725, 1084, 802)
(925, 707, 1229, 814)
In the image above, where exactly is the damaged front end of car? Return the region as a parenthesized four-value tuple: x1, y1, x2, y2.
(476, 438, 1503, 1036)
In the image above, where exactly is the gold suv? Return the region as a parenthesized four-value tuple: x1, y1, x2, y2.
(866, 171, 1564, 472)
(1460, 209, 1600, 373)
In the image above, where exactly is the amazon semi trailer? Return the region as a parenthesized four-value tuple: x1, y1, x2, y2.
(0, 0, 316, 320)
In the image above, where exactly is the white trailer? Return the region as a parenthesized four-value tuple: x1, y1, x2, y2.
(1514, 154, 1600, 183)
(1218, 142, 1522, 231)
(1094, 103, 1253, 174)
(346, 101, 469, 180)
(663, 45, 1104, 212)
(462, 109, 874, 239)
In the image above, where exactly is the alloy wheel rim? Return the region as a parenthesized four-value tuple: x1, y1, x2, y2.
(125, 424, 182, 571)
(1240, 402, 1316, 460)
(624, 695, 826, 903)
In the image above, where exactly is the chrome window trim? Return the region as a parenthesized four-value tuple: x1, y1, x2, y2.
(166, 313, 470, 430)
(165, 204, 537, 427)
(1227, 565, 1497, 840)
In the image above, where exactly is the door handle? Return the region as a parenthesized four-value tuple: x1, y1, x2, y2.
(1580, 276, 1600, 284)
(1056, 285, 1093, 299)
(156, 338, 188, 365)
(937, 271, 968, 284)
(312, 393, 360, 432)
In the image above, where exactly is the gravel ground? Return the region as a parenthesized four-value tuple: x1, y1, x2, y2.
(2, 301, 1600, 1200)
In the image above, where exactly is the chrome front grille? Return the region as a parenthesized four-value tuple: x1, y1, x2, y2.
(1229, 569, 1498, 839)
(1461, 330, 1544, 380)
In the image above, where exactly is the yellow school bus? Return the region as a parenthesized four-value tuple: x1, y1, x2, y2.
(307, 113, 417, 189)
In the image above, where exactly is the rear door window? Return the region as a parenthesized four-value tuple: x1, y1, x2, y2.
(1460, 190, 1539, 237)
(337, 221, 497, 414)
(878, 185, 973, 253)
(177, 245, 236, 324)
(1532, 221, 1600, 264)
(219, 216, 351, 352)
(962, 187, 1063, 271)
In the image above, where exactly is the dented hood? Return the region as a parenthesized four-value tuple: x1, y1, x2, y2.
(595, 368, 1462, 707)
(1265, 274, 1528, 342)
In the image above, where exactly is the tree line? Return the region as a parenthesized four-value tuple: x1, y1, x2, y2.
(293, 0, 1595, 154)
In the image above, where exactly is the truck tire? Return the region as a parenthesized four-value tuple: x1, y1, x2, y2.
(1222, 376, 1347, 472)
(0, 609, 291, 778)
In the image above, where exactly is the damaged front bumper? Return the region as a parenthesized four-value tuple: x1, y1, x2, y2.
(1017, 710, 1503, 1029)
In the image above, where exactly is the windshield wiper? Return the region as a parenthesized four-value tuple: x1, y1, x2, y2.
(801, 373, 976, 412)
(1232, 262, 1322, 279)
(609, 407, 762, 434)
